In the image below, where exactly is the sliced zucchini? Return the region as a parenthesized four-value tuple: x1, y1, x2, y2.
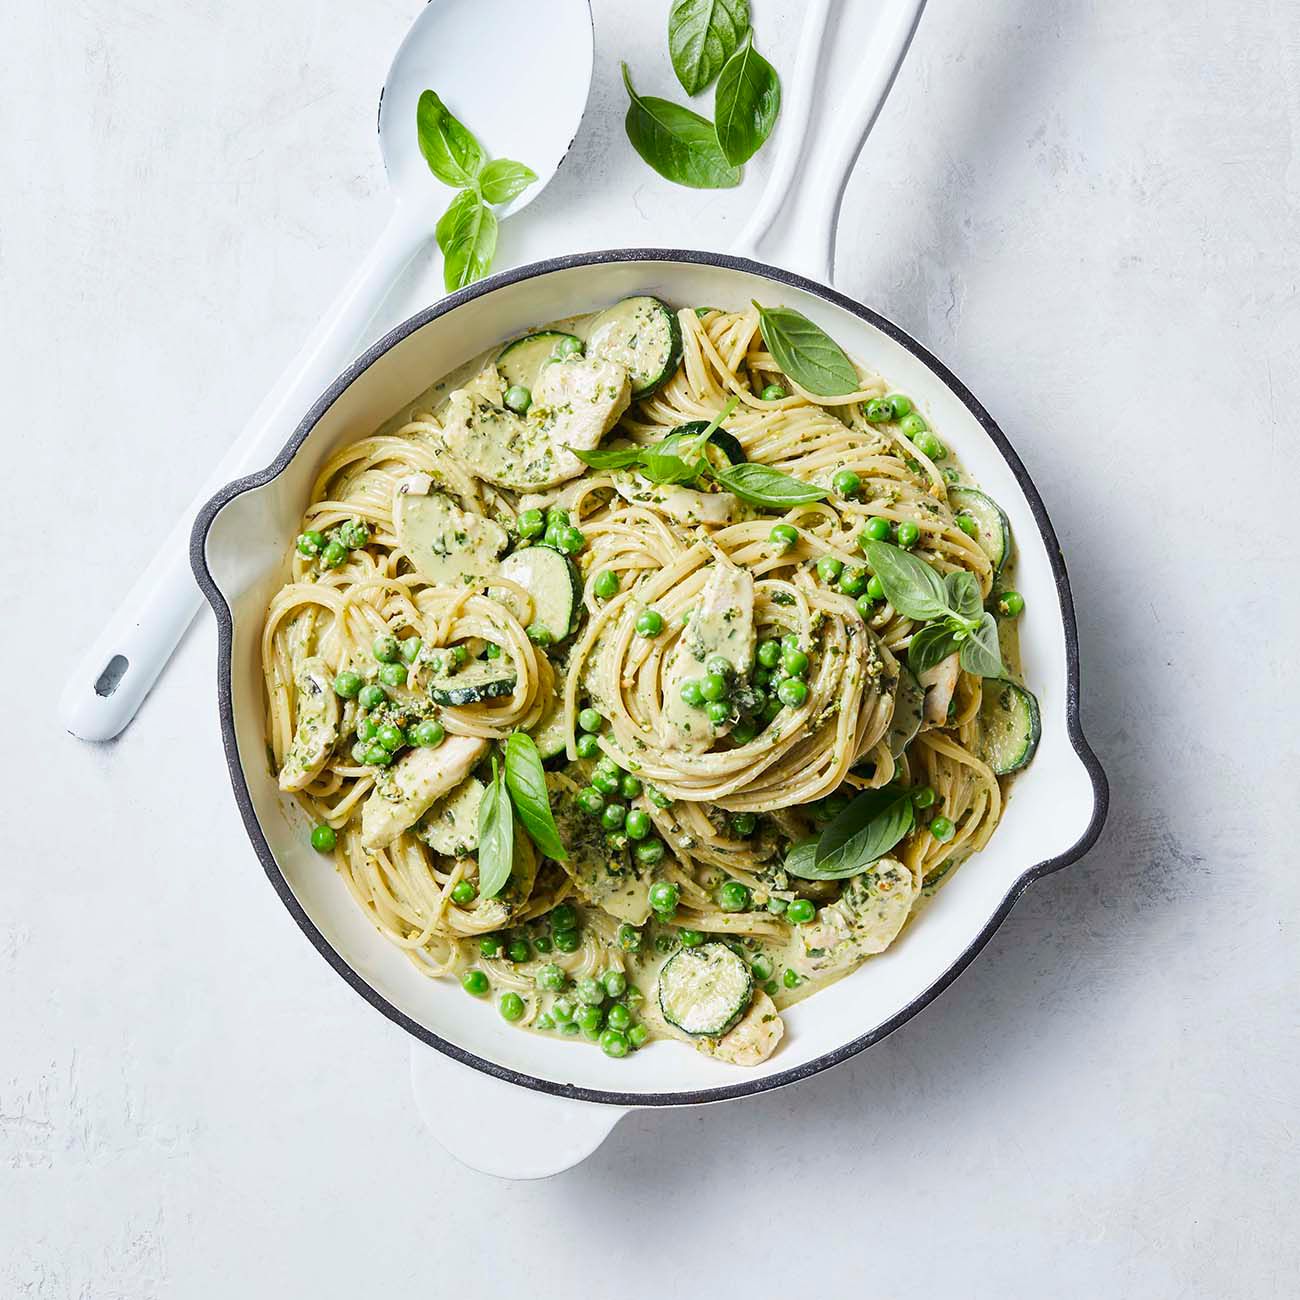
(661, 421, 746, 469)
(428, 659, 518, 706)
(393, 478, 508, 587)
(975, 679, 1041, 775)
(494, 544, 582, 642)
(586, 295, 683, 396)
(416, 776, 486, 857)
(886, 663, 925, 759)
(529, 689, 568, 764)
(658, 942, 753, 1037)
(497, 330, 583, 391)
(949, 487, 1011, 579)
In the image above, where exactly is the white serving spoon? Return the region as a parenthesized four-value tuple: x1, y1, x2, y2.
(60, 0, 594, 741)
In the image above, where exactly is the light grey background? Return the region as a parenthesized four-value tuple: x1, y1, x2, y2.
(3, 0, 1295, 1296)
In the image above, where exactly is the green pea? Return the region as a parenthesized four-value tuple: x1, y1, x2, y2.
(998, 591, 1025, 618)
(333, 670, 362, 699)
(546, 507, 570, 529)
(912, 785, 936, 809)
(526, 624, 553, 647)
(357, 684, 386, 710)
(591, 767, 620, 796)
(866, 575, 885, 601)
(310, 824, 336, 852)
(379, 662, 407, 687)
(462, 970, 490, 997)
(783, 967, 801, 989)
(627, 1024, 650, 1049)
(624, 810, 651, 840)
(412, 720, 445, 748)
(375, 723, 404, 753)
(296, 530, 325, 557)
(719, 881, 751, 912)
(730, 812, 757, 837)
(552, 997, 574, 1022)
(356, 717, 379, 744)
(450, 880, 476, 906)
(618, 923, 643, 952)
(364, 745, 392, 766)
(321, 540, 348, 568)
(370, 634, 398, 663)
(915, 431, 946, 460)
(507, 938, 530, 963)
(646, 785, 672, 809)
(517, 507, 545, 538)
(679, 928, 704, 948)
(558, 525, 585, 555)
(543, 522, 566, 550)
(535, 1013, 555, 1031)
(648, 881, 679, 915)
(757, 639, 781, 669)
(899, 412, 928, 437)
(760, 697, 783, 724)
(556, 336, 584, 359)
(930, 815, 956, 842)
(593, 569, 620, 600)
(838, 567, 868, 596)
(864, 398, 893, 422)
(781, 648, 809, 677)
(600, 803, 626, 832)
(618, 774, 641, 799)
(786, 898, 816, 924)
(751, 954, 774, 981)
(680, 679, 705, 708)
(705, 700, 729, 725)
(856, 594, 876, 620)
(572, 708, 601, 737)
(832, 469, 861, 498)
(577, 786, 605, 816)
(635, 608, 664, 636)
(533, 934, 553, 954)
(606, 1003, 632, 1032)
(553, 929, 580, 953)
(576, 977, 605, 1007)
(635, 838, 665, 866)
(887, 394, 912, 419)
(701, 673, 728, 703)
(600, 1029, 629, 1058)
(479, 934, 502, 958)
(896, 521, 920, 549)
(769, 523, 799, 551)
(575, 733, 600, 759)
(339, 520, 370, 549)
(777, 678, 808, 708)
(730, 719, 758, 745)
(536, 963, 567, 992)
(863, 516, 893, 543)
(760, 383, 787, 401)
(499, 992, 525, 1021)
(603, 970, 628, 998)
(503, 384, 532, 414)
(816, 555, 843, 584)
(548, 905, 577, 936)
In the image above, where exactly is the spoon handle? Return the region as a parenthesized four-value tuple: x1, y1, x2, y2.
(60, 205, 431, 741)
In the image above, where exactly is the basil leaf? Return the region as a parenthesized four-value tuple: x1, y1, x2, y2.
(416, 90, 485, 188)
(640, 449, 705, 484)
(959, 612, 1003, 678)
(782, 838, 821, 880)
(714, 33, 781, 166)
(944, 570, 982, 622)
(504, 732, 567, 861)
(572, 445, 649, 470)
(476, 757, 514, 899)
(863, 540, 952, 621)
(668, 0, 750, 95)
(812, 787, 915, 877)
(708, 462, 826, 506)
(479, 158, 538, 206)
(908, 622, 960, 676)
(622, 64, 742, 190)
(753, 304, 859, 397)
(436, 190, 498, 292)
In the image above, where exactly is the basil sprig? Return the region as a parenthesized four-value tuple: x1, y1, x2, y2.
(416, 91, 537, 292)
(862, 540, 1005, 679)
(710, 462, 825, 506)
(754, 304, 860, 397)
(622, 65, 741, 190)
(784, 786, 915, 881)
(669, 0, 750, 95)
(476, 757, 515, 900)
(714, 33, 781, 166)
(504, 733, 567, 862)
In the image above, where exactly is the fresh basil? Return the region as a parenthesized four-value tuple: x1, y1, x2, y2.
(709, 462, 826, 506)
(863, 540, 952, 621)
(476, 757, 514, 899)
(479, 158, 538, 205)
(908, 622, 960, 676)
(572, 445, 649, 471)
(753, 304, 859, 397)
(640, 448, 705, 485)
(945, 570, 983, 622)
(504, 732, 567, 862)
(436, 189, 498, 292)
(622, 64, 742, 190)
(959, 612, 1003, 678)
(812, 787, 915, 877)
(574, 398, 738, 485)
(416, 90, 485, 187)
(668, 0, 750, 95)
(714, 33, 781, 166)
(782, 838, 821, 880)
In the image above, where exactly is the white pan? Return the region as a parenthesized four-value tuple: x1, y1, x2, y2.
(191, 3, 1108, 1177)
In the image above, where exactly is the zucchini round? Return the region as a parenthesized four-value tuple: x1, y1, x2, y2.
(529, 689, 568, 765)
(949, 487, 1011, 578)
(662, 421, 746, 469)
(975, 679, 1041, 774)
(586, 296, 682, 396)
(428, 659, 518, 706)
(497, 330, 583, 391)
(416, 776, 486, 856)
(495, 544, 582, 642)
(658, 942, 753, 1037)
(886, 663, 925, 759)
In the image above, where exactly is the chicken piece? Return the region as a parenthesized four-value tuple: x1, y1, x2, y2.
(360, 736, 488, 850)
(612, 470, 738, 526)
(795, 858, 918, 977)
(697, 991, 784, 1066)
(920, 652, 960, 725)
(278, 657, 339, 792)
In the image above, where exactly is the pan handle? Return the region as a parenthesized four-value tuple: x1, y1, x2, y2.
(730, 0, 928, 286)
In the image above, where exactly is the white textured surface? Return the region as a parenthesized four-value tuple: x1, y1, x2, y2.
(2, 0, 1296, 1295)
